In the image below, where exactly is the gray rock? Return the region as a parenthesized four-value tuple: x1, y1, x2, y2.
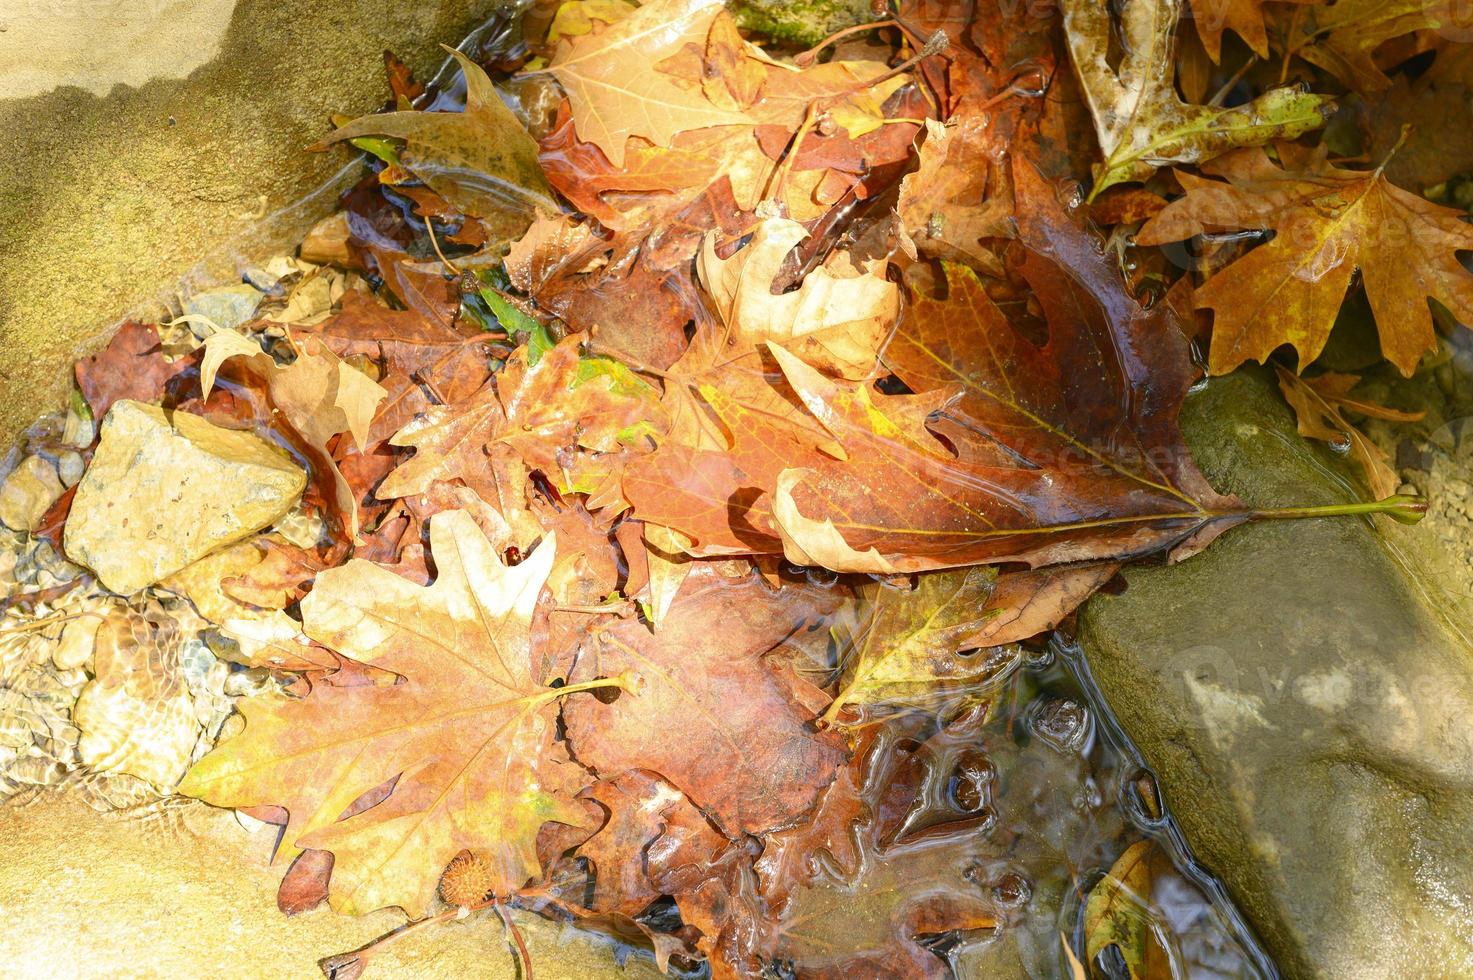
(64, 400, 305, 594)
(1079, 367, 1473, 979)
(181, 282, 263, 335)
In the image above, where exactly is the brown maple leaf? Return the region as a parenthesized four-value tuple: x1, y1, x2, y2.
(299, 292, 494, 448)
(74, 322, 196, 422)
(1276, 367, 1424, 499)
(180, 510, 631, 916)
(563, 574, 848, 836)
(378, 333, 664, 503)
(1137, 144, 1473, 376)
(624, 161, 1245, 572)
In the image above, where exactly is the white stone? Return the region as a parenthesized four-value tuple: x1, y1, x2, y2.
(63, 401, 306, 595)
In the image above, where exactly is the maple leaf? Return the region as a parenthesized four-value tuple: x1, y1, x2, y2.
(317, 49, 557, 231)
(200, 329, 386, 540)
(1361, 45, 1473, 194)
(1083, 840, 1174, 978)
(180, 511, 631, 916)
(563, 574, 848, 835)
(752, 160, 1251, 573)
(1276, 367, 1423, 499)
(819, 563, 1116, 727)
(1281, 0, 1472, 92)
(697, 218, 897, 380)
(377, 334, 664, 502)
(1060, 0, 1333, 197)
(572, 770, 691, 916)
(1187, 0, 1314, 62)
(545, 0, 751, 167)
(898, 118, 1013, 274)
(299, 292, 493, 448)
(1136, 144, 1473, 376)
(74, 322, 194, 423)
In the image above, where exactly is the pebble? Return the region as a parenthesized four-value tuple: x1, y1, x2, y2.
(0, 455, 64, 532)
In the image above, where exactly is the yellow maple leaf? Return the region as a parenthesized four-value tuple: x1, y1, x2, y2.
(1138, 144, 1473, 376)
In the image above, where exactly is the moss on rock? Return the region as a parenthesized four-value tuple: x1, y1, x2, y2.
(730, 0, 874, 46)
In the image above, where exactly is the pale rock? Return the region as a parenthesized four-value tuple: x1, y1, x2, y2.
(181, 282, 262, 336)
(63, 400, 306, 594)
(52, 615, 99, 671)
(73, 606, 199, 790)
(0, 454, 64, 532)
(55, 450, 84, 487)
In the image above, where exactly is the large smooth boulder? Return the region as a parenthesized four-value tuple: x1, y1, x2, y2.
(64, 400, 306, 594)
(0, 793, 658, 978)
(0, 0, 509, 447)
(1079, 368, 1473, 978)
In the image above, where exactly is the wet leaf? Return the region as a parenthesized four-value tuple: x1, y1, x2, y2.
(697, 218, 896, 380)
(1276, 367, 1423, 499)
(1083, 840, 1174, 979)
(180, 511, 630, 916)
(827, 570, 1007, 720)
(317, 49, 556, 229)
(1136, 144, 1473, 376)
(200, 329, 387, 539)
(1282, 0, 1473, 92)
(563, 574, 848, 835)
(1061, 0, 1333, 197)
(546, 0, 750, 167)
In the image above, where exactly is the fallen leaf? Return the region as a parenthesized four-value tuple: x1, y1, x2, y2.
(574, 770, 688, 916)
(1188, 0, 1313, 61)
(1282, 0, 1472, 92)
(546, 0, 750, 167)
(378, 333, 663, 503)
(74, 322, 194, 422)
(1083, 840, 1174, 979)
(1061, 0, 1332, 197)
(564, 575, 848, 835)
(819, 568, 1022, 727)
(317, 49, 557, 232)
(1276, 367, 1423, 499)
(697, 219, 896, 380)
(898, 118, 1013, 272)
(1136, 144, 1473, 376)
(200, 329, 387, 539)
(180, 511, 629, 916)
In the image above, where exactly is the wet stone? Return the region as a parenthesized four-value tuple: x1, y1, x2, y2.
(63, 400, 306, 594)
(1080, 368, 1473, 979)
(0, 454, 63, 532)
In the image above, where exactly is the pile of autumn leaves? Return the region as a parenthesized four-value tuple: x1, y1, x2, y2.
(54, 0, 1471, 975)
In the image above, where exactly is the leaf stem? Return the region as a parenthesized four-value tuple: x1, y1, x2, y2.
(1244, 493, 1425, 525)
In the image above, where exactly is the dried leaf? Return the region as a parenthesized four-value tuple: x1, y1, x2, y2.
(200, 329, 387, 539)
(698, 219, 896, 380)
(181, 512, 626, 916)
(317, 49, 556, 229)
(1276, 367, 1423, 499)
(546, 0, 750, 167)
(1282, 0, 1472, 92)
(1137, 145, 1473, 376)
